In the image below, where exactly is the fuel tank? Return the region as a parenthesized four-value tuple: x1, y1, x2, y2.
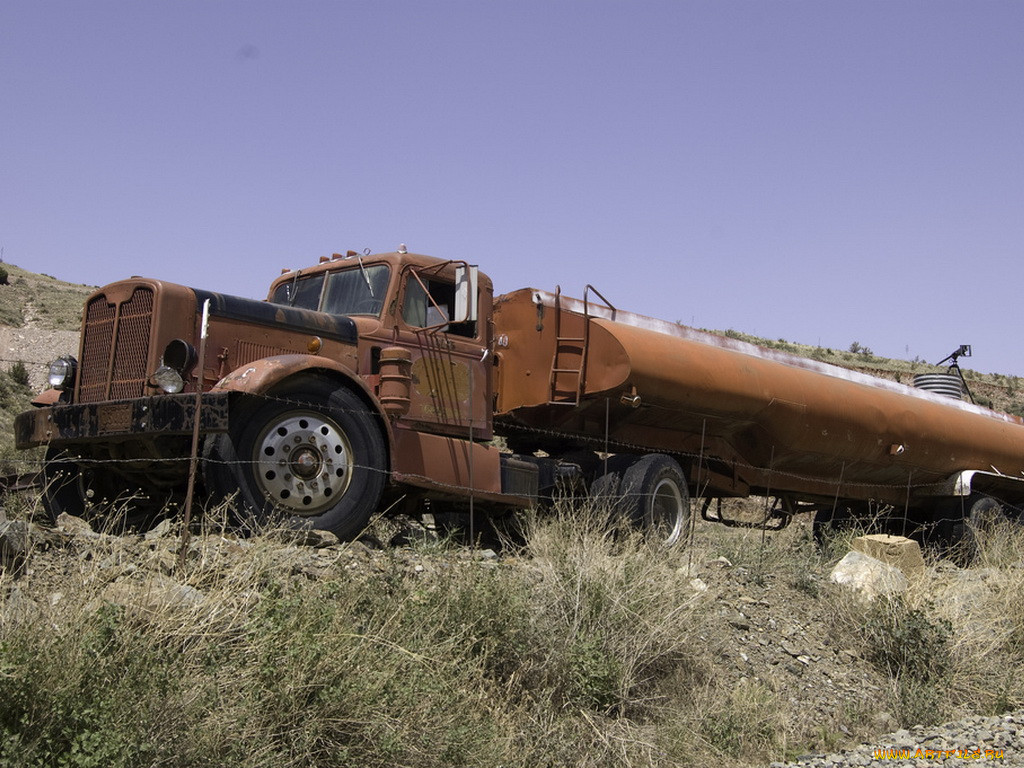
(493, 288, 1024, 505)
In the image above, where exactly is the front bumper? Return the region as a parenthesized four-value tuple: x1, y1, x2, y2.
(14, 392, 232, 450)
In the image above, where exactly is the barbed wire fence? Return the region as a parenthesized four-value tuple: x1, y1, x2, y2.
(5, 384, 1022, 553)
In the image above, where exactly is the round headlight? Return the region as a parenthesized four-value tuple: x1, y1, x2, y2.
(152, 365, 185, 394)
(48, 356, 78, 390)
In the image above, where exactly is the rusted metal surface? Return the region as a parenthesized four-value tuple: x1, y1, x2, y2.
(349, 255, 495, 441)
(14, 392, 232, 449)
(30, 247, 1024, 531)
(0, 472, 42, 494)
(389, 425, 526, 504)
(493, 287, 1024, 507)
(76, 280, 198, 403)
(378, 346, 413, 418)
(213, 354, 363, 397)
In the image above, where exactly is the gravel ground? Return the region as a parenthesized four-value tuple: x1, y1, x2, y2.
(771, 711, 1024, 767)
(0, 300, 78, 391)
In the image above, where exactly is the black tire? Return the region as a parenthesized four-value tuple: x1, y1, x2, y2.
(204, 379, 387, 540)
(953, 495, 1009, 562)
(588, 454, 634, 509)
(41, 446, 90, 522)
(41, 446, 159, 530)
(591, 454, 690, 546)
(620, 454, 689, 546)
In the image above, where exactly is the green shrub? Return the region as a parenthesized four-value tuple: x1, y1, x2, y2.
(857, 598, 952, 726)
(9, 361, 29, 388)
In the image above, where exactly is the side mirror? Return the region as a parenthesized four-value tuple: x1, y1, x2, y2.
(455, 265, 478, 323)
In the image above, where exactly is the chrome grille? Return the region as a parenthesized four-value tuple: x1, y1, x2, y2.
(78, 287, 154, 403)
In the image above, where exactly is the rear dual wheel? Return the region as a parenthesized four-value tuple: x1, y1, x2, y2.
(590, 453, 689, 546)
(205, 380, 387, 540)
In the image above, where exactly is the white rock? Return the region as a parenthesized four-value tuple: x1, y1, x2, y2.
(829, 550, 908, 600)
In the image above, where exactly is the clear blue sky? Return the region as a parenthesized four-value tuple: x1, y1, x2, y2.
(3, 1, 1023, 374)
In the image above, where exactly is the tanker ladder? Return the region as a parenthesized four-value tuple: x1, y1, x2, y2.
(547, 284, 616, 406)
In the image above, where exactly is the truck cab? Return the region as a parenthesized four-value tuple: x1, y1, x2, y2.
(265, 251, 494, 441)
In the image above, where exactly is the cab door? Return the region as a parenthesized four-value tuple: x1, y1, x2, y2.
(391, 263, 492, 439)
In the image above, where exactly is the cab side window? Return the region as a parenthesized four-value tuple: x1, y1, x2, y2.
(402, 275, 474, 337)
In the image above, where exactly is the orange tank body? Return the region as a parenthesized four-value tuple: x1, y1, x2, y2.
(493, 287, 1024, 508)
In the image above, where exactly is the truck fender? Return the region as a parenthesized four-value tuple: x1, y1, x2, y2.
(211, 353, 396, 466)
(213, 354, 381, 413)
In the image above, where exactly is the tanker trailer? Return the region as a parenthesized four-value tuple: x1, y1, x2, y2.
(491, 286, 1024, 542)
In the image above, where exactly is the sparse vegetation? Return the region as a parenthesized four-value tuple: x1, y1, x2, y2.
(8, 361, 29, 389)
(3, 501, 1024, 766)
(0, 262, 91, 330)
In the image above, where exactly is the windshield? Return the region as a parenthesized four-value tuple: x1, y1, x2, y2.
(271, 264, 391, 316)
(271, 273, 324, 310)
(323, 265, 390, 316)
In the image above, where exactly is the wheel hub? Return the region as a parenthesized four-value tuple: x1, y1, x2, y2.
(649, 478, 685, 545)
(290, 447, 321, 479)
(254, 410, 353, 515)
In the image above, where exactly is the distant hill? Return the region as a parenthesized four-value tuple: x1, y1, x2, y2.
(0, 262, 93, 332)
(709, 327, 1024, 418)
(0, 263, 92, 390)
(0, 264, 93, 470)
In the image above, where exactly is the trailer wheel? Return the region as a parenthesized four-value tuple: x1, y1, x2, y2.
(953, 495, 1012, 561)
(591, 454, 689, 546)
(205, 381, 387, 541)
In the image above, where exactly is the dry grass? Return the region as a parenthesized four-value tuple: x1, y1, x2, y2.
(824, 518, 1024, 729)
(3, 496, 1024, 767)
(0, 263, 92, 331)
(0, 500, 729, 768)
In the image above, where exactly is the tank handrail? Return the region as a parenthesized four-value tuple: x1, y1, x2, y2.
(582, 284, 616, 321)
(578, 284, 616, 402)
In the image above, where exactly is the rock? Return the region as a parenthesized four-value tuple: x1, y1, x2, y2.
(829, 550, 908, 600)
(144, 518, 174, 540)
(270, 527, 340, 548)
(100, 573, 204, 613)
(0, 519, 31, 571)
(850, 534, 925, 576)
(56, 513, 94, 535)
(781, 640, 804, 657)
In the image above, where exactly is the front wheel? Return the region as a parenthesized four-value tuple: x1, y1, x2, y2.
(205, 381, 387, 540)
(41, 446, 165, 530)
(41, 446, 92, 522)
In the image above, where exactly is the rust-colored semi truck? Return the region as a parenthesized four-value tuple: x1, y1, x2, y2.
(16, 250, 1024, 542)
